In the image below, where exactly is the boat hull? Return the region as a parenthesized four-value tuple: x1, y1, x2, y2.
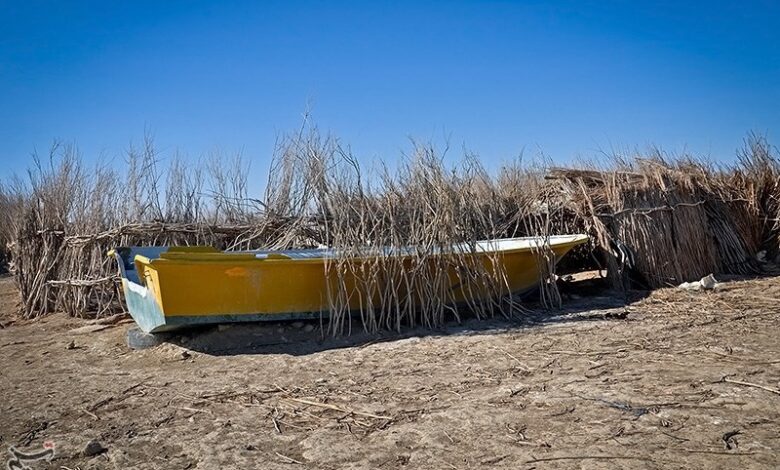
(112, 235, 589, 333)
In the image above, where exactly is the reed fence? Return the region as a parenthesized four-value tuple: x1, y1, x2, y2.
(3, 131, 778, 333)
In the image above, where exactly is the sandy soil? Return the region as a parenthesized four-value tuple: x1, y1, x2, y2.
(1, 274, 779, 469)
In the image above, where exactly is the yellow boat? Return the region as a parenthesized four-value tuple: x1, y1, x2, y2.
(110, 235, 588, 333)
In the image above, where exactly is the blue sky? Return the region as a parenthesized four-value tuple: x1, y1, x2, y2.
(1, 0, 779, 179)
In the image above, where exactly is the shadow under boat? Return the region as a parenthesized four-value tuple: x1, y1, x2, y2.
(160, 278, 646, 357)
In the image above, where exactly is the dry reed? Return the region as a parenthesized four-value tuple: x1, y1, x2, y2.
(2, 129, 778, 334)
(259, 130, 568, 333)
(548, 135, 779, 288)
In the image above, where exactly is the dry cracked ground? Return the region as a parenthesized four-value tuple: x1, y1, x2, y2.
(1, 274, 779, 469)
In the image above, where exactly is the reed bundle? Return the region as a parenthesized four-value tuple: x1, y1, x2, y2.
(260, 132, 572, 333)
(549, 135, 780, 288)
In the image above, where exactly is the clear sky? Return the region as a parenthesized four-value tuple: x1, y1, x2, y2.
(1, 0, 779, 178)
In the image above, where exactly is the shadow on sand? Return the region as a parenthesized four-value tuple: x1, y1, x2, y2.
(160, 279, 648, 356)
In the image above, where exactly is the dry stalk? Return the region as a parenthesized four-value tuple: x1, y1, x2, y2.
(3, 127, 778, 333)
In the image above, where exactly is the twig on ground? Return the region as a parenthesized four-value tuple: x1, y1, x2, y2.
(286, 397, 393, 420)
(491, 346, 532, 371)
(275, 452, 304, 465)
(525, 455, 653, 463)
(271, 407, 283, 434)
(719, 376, 780, 396)
(681, 449, 758, 456)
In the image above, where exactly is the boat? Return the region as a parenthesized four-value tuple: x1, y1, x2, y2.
(110, 234, 589, 333)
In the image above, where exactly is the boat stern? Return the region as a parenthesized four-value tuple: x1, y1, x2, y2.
(110, 247, 171, 333)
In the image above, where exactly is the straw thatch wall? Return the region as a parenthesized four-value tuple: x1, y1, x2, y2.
(550, 167, 757, 289)
(545, 135, 779, 289)
(4, 132, 779, 332)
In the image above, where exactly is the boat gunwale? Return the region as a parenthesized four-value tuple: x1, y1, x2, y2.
(133, 234, 589, 267)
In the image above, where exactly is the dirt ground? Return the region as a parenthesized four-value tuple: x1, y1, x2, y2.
(1, 274, 779, 469)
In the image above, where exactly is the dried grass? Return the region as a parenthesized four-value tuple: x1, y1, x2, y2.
(0, 180, 25, 274)
(9, 138, 272, 318)
(2, 129, 778, 333)
(257, 129, 569, 333)
(549, 135, 780, 288)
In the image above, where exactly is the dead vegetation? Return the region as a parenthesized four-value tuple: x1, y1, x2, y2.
(2, 128, 779, 333)
(0, 179, 25, 274)
(548, 136, 780, 289)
